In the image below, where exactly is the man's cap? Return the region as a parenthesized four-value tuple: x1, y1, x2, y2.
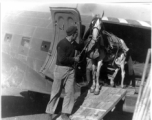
(66, 26, 77, 36)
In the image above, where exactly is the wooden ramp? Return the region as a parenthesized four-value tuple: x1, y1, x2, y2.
(70, 87, 127, 120)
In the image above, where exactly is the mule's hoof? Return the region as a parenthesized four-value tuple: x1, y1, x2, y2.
(94, 86, 101, 95)
(94, 90, 100, 95)
(110, 82, 114, 87)
(90, 88, 95, 93)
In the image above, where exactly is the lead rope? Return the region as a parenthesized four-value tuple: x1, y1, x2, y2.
(73, 35, 93, 69)
(74, 35, 92, 87)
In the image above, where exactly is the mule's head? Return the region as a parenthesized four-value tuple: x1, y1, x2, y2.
(90, 13, 104, 41)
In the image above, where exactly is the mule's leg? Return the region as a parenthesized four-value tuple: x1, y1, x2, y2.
(120, 61, 125, 88)
(114, 53, 126, 88)
(110, 68, 119, 87)
(94, 60, 103, 95)
(86, 58, 92, 85)
(90, 63, 96, 93)
(118, 53, 126, 88)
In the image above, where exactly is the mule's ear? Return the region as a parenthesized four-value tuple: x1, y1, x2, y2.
(101, 11, 104, 18)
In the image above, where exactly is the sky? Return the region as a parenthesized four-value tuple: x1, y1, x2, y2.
(1, 2, 151, 22)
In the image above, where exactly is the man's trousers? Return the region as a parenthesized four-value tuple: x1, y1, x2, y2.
(46, 65, 75, 114)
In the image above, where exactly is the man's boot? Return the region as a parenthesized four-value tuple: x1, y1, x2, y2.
(48, 114, 53, 120)
(61, 113, 71, 120)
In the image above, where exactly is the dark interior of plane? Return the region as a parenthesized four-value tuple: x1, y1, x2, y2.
(103, 22, 151, 63)
(75, 22, 151, 87)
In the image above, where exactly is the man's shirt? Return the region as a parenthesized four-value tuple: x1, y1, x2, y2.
(56, 38, 83, 67)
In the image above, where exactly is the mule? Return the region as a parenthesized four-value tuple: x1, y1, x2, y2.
(84, 14, 105, 95)
(84, 14, 129, 95)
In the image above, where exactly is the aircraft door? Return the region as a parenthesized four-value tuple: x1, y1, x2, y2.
(40, 7, 81, 80)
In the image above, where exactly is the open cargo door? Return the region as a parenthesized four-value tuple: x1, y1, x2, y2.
(40, 7, 82, 79)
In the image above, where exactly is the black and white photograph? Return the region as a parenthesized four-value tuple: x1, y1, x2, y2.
(1, 1, 151, 120)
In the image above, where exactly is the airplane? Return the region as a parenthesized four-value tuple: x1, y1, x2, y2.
(1, 3, 151, 102)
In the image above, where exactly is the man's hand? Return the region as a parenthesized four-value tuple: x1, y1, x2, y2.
(73, 55, 80, 62)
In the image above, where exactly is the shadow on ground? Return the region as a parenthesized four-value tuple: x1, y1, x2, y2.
(1, 91, 51, 118)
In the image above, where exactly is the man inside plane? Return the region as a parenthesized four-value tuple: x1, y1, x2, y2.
(46, 26, 84, 120)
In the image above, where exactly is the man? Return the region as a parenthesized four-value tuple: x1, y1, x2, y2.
(46, 26, 83, 120)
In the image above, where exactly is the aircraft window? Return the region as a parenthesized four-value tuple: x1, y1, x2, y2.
(41, 41, 51, 52)
(4, 33, 12, 42)
(58, 17, 64, 30)
(21, 37, 30, 49)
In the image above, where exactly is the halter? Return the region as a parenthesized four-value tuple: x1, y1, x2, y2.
(76, 16, 103, 60)
(90, 17, 102, 41)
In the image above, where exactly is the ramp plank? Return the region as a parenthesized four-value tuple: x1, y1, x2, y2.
(71, 86, 127, 120)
